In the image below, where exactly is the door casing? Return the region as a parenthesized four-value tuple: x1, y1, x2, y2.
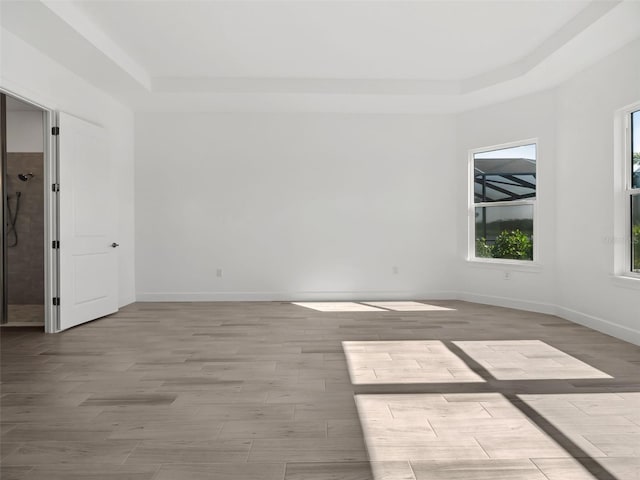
(0, 87, 58, 333)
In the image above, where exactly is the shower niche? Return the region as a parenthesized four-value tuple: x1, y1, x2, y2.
(2, 94, 46, 326)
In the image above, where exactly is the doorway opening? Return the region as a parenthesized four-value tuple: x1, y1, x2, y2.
(1, 91, 57, 332)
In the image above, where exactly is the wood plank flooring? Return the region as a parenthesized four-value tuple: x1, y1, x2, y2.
(1, 300, 639, 479)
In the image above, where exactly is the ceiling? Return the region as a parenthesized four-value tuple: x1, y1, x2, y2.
(2, 0, 640, 113)
(74, 1, 585, 80)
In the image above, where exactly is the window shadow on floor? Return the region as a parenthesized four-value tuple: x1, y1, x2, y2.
(346, 339, 639, 480)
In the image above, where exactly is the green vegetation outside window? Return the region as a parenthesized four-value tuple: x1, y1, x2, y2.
(473, 143, 536, 261)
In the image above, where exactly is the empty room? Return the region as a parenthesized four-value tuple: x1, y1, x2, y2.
(1, 1, 639, 479)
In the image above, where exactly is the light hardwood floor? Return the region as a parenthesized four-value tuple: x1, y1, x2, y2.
(1, 300, 639, 479)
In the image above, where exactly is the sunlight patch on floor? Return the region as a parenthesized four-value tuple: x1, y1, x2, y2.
(347, 339, 631, 479)
(520, 392, 640, 457)
(354, 391, 640, 479)
(291, 302, 386, 312)
(363, 301, 455, 311)
(292, 301, 456, 313)
(343, 340, 484, 384)
(454, 340, 612, 380)
(355, 393, 565, 462)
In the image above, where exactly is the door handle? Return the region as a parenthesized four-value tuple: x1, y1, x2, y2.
(111, 243, 120, 248)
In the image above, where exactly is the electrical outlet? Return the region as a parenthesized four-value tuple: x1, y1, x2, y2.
(216, 268, 223, 278)
(392, 266, 399, 275)
(504, 271, 511, 280)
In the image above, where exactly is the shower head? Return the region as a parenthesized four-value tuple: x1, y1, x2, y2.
(18, 173, 34, 182)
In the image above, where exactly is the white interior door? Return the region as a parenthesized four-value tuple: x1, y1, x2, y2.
(58, 112, 118, 330)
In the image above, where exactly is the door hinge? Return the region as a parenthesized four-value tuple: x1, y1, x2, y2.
(52, 297, 60, 306)
(51, 126, 59, 135)
(52, 183, 59, 192)
(52, 240, 60, 249)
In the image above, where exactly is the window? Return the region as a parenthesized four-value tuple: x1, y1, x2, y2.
(470, 142, 536, 262)
(614, 104, 640, 280)
(630, 110, 640, 273)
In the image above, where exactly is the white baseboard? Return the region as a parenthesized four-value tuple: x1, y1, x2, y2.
(555, 305, 640, 346)
(118, 295, 136, 308)
(456, 291, 557, 315)
(136, 290, 456, 302)
(134, 289, 640, 346)
(457, 291, 640, 346)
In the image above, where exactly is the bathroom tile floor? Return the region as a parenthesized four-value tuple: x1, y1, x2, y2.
(1, 301, 639, 479)
(3, 304, 44, 327)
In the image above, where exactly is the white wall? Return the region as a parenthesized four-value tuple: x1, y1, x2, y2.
(3, 13, 637, 345)
(455, 89, 559, 312)
(135, 113, 457, 301)
(1, 28, 136, 307)
(6, 111, 44, 152)
(456, 39, 640, 344)
(554, 39, 640, 341)
(135, 39, 639, 345)
(133, 38, 638, 343)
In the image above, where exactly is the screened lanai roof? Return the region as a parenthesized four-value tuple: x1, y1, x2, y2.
(474, 157, 536, 203)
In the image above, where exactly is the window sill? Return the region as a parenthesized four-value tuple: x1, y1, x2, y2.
(611, 275, 640, 290)
(465, 258, 542, 273)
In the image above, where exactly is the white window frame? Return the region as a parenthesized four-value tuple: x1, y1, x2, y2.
(614, 102, 640, 281)
(467, 138, 539, 265)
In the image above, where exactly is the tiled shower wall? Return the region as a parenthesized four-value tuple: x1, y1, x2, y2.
(6, 152, 44, 305)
